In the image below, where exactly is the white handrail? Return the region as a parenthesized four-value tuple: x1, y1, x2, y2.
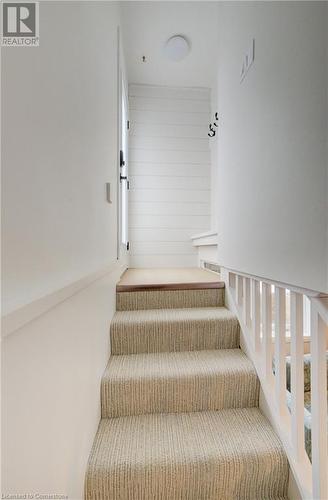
(224, 268, 328, 500)
(224, 266, 328, 298)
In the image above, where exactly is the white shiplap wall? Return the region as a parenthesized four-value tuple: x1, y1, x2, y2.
(128, 84, 211, 268)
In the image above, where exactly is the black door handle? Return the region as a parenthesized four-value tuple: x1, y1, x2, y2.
(120, 150, 125, 167)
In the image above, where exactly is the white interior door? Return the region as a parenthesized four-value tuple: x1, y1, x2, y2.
(118, 67, 129, 260)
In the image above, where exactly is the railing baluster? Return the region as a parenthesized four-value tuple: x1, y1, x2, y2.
(290, 291, 305, 459)
(243, 277, 251, 327)
(262, 283, 273, 380)
(228, 272, 235, 289)
(236, 275, 243, 307)
(275, 287, 287, 415)
(252, 279, 261, 352)
(311, 307, 328, 500)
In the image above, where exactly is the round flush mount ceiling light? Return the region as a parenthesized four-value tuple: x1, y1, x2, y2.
(164, 35, 190, 62)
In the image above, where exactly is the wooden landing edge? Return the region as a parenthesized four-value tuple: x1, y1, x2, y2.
(116, 281, 225, 293)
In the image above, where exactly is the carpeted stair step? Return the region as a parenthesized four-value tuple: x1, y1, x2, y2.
(85, 407, 289, 500)
(116, 284, 224, 311)
(101, 349, 259, 418)
(110, 306, 240, 355)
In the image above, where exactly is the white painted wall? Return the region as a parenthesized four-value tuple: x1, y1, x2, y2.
(2, 266, 123, 499)
(2, 2, 123, 497)
(128, 84, 211, 267)
(2, 2, 120, 315)
(216, 1, 328, 293)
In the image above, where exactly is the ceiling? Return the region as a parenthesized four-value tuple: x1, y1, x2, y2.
(120, 2, 219, 89)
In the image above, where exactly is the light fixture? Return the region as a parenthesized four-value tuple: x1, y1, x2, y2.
(164, 35, 190, 62)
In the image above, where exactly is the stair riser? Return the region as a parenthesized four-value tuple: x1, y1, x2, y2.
(86, 461, 288, 500)
(116, 288, 224, 311)
(111, 319, 240, 355)
(101, 372, 259, 418)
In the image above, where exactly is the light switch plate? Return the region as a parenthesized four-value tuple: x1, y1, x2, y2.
(106, 182, 112, 203)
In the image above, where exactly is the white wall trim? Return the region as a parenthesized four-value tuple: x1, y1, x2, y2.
(191, 231, 218, 247)
(2, 261, 126, 338)
(191, 231, 219, 266)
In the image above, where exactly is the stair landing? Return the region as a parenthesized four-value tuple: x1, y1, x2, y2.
(116, 267, 224, 310)
(117, 267, 223, 291)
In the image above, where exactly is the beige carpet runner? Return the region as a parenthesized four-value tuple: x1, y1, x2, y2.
(85, 284, 289, 499)
(111, 307, 240, 355)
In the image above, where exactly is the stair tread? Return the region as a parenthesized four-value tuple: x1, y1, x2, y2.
(111, 306, 240, 355)
(85, 407, 288, 500)
(102, 348, 259, 417)
(112, 305, 236, 325)
(105, 348, 255, 380)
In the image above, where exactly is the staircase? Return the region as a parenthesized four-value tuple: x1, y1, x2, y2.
(85, 278, 289, 499)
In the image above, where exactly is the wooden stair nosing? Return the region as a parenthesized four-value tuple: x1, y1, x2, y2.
(116, 281, 225, 293)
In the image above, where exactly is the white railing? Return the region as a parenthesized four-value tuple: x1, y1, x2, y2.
(224, 269, 328, 500)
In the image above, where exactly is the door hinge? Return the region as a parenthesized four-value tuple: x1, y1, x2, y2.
(127, 120, 130, 130)
(127, 180, 130, 190)
(127, 241, 130, 251)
